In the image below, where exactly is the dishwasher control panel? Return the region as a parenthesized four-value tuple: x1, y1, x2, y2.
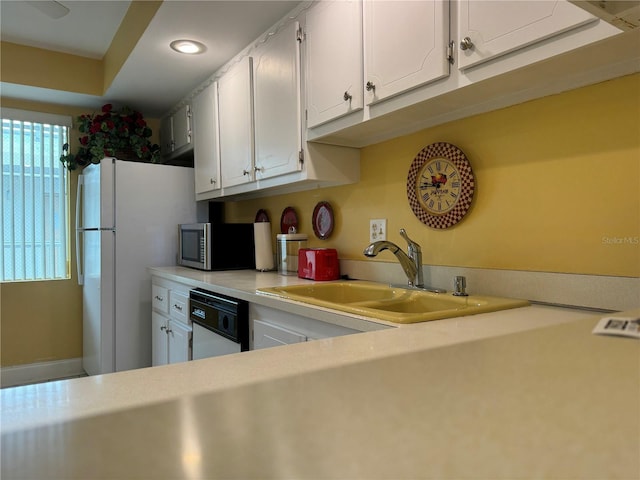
(189, 288, 249, 350)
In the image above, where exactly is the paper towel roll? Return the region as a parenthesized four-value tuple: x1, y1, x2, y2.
(254, 222, 274, 271)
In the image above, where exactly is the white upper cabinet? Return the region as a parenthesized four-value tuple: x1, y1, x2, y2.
(172, 104, 192, 152)
(215, 14, 359, 199)
(192, 82, 221, 199)
(219, 56, 255, 188)
(176, 0, 626, 162)
(253, 20, 302, 180)
(305, 0, 364, 128)
(457, 0, 597, 70)
(364, 0, 450, 105)
(159, 116, 173, 158)
(160, 104, 192, 160)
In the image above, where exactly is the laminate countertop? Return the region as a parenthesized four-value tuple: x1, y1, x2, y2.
(1, 268, 638, 479)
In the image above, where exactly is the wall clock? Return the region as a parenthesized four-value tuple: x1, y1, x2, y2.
(406, 142, 475, 229)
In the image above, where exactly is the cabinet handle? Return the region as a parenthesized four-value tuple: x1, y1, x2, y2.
(160, 325, 167, 331)
(154, 295, 163, 301)
(365, 81, 375, 92)
(460, 37, 474, 51)
(242, 169, 250, 176)
(343, 91, 352, 101)
(254, 166, 264, 173)
(173, 304, 182, 311)
(166, 328, 173, 335)
(210, 178, 216, 184)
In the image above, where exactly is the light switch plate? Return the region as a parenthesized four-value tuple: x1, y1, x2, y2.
(370, 219, 387, 242)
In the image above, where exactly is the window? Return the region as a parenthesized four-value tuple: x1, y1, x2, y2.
(1, 108, 71, 282)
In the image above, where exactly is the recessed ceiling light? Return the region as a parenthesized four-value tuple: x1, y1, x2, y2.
(170, 40, 206, 55)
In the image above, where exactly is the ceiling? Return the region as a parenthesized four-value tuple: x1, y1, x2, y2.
(0, 0, 301, 117)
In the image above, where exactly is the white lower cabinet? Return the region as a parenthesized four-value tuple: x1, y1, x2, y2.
(253, 319, 307, 349)
(151, 312, 170, 366)
(152, 313, 192, 366)
(167, 320, 192, 364)
(151, 277, 193, 366)
(250, 303, 360, 350)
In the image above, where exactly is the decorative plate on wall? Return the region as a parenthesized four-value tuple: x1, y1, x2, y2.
(280, 206, 299, 234)
(312, 201, 334, 239)
(406, 142, 475, 229)
(255, 209, 269, 223)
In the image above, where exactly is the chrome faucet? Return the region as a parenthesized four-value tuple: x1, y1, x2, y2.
(363, 239, 419, 286)
(364, 228, 445, 293)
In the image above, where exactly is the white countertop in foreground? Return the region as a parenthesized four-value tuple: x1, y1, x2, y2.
(1, 268, 638, 479)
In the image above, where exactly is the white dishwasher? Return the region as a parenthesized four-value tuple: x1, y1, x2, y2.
(189, 288, 249, 360)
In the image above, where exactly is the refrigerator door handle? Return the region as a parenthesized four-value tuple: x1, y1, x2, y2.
(76, 175, 84, 285)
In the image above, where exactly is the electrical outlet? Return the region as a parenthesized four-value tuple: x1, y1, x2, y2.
(370, 219, 387, 242)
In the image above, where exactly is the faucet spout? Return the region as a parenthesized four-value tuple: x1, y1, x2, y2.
(363, 240, 418, 286)
(399, 229, 424, 288)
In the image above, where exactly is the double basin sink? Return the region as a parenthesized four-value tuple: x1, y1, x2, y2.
(257, 281, 529, 324)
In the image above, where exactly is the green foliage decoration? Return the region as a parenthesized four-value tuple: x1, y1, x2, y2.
(60, 104, 160, 170)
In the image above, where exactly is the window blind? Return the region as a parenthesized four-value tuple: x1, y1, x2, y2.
(1, 109, 70, 282)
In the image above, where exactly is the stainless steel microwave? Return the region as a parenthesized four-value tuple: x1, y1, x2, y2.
(178, 223, 255, 271)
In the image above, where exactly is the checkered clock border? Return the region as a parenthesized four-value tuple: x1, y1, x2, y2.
(406, 142, 475, 229)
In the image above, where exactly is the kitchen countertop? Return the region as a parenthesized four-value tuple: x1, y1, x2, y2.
(146, 266, 596, 331)
(2, 268, 638, 479)
(149, 266, 397, 331)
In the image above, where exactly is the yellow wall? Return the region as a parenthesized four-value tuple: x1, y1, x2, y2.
(0, 42, 103, 96)
(1, 279, 82, 366)
(0, 98, 160, 367)
(1, 74, 638, 368)
(103, 1, 162, 90)
(227, 74, 640, 278)
(0, 1, 161, 97)
(0, 0, 160, 368)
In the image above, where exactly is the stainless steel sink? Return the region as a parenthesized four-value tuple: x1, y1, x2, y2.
(257, 281, 529, 324)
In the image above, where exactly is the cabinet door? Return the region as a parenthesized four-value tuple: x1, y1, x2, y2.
(168, 320, 192, 364)
(219, 56, 255, 188)
(253, 21, 302, 180)
(159, 116, 173, 157)
(305, 0, 364, 128)
(172, 104, 192, 152)
(457, 0, 596, 70)
(364, 0, 449, 105)
(253, 319, 307, 350)
(193, 82, 221, 196)
(152, 312, 169, 366)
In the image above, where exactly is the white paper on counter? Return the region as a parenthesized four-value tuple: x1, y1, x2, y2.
(592, 316, 640, 339)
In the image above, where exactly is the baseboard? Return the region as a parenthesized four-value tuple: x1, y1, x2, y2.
(1, 358, 85, 388)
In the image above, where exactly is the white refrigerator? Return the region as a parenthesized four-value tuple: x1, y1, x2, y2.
(77, 158, 197, 375)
